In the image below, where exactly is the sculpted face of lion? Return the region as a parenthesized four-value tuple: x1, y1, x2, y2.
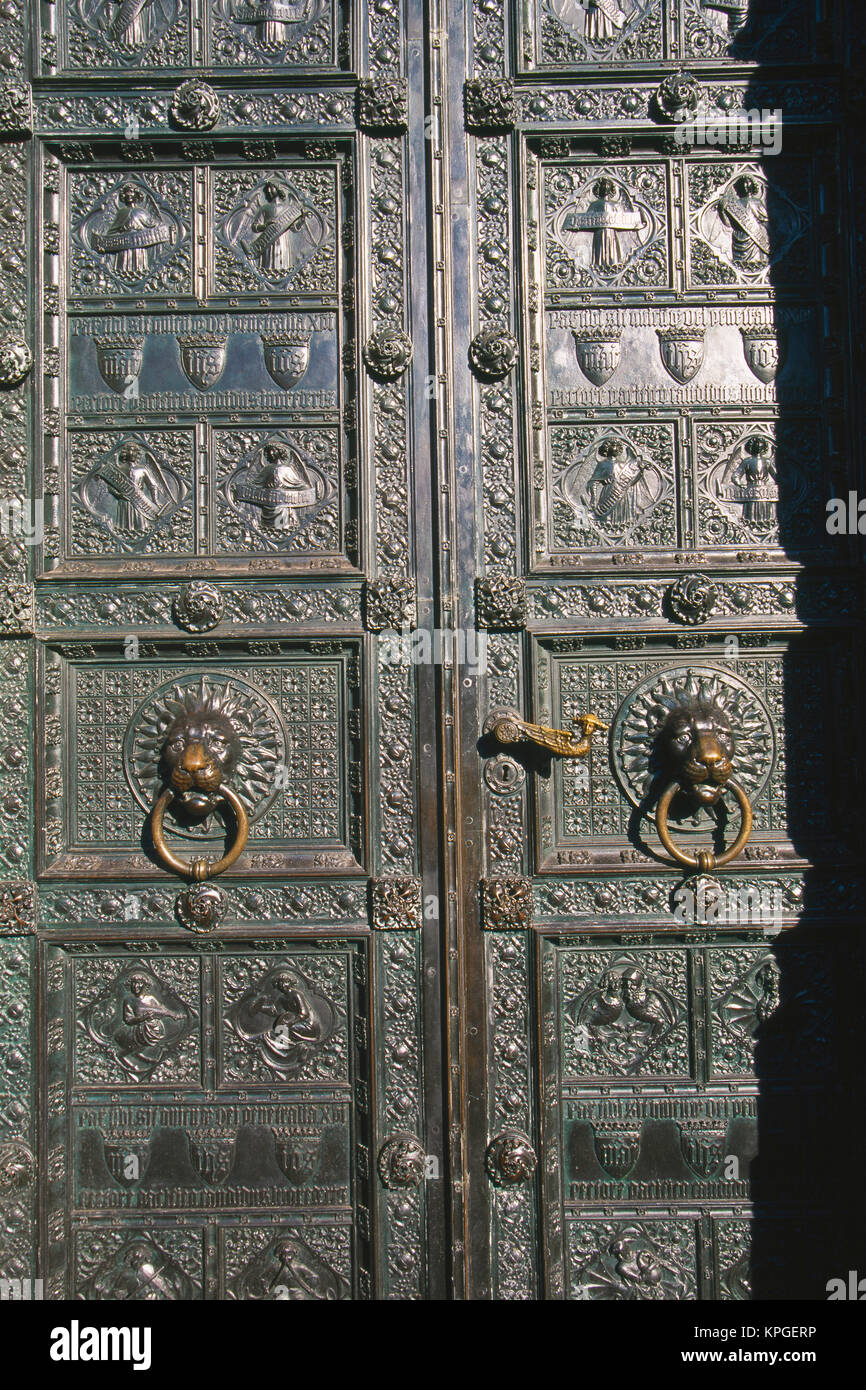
(657, 701, 734, 805)
(160, 706, 241, 817)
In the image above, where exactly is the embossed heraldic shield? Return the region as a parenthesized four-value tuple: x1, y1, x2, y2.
(0, 0, 861, 1306)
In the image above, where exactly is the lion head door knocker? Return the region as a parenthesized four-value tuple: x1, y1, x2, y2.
(124, 675, 287, 887)
(610, 667, 775, 872)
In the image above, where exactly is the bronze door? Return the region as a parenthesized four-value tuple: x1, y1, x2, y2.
(0, 0, 861, 1301)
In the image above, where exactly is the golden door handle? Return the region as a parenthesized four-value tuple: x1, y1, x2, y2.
(151, 784, 248, 882)
(655, 779, 753, 872)
(484, 707, 608, 759)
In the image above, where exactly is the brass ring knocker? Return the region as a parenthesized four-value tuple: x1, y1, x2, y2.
(655, 778, 753, 872)
(151, 784, 248, 882)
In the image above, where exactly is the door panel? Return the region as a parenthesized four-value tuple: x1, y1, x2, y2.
(538, 931, 836, 1299)
(0, 0, 446, 1302)
(455, 0, 861, 1300)
(45, 938, 362, 1299)
(36, 641, 365, 876)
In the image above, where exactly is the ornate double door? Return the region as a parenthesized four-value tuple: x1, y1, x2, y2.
(0, 0, 860, 1301)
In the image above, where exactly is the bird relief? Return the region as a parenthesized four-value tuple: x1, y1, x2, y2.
(572, 1224, 694, 1301)
(219, 178, 330, 289)
(567, 956, 684, 1075)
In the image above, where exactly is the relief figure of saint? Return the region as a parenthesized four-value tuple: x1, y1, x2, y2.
(248, 182, 313, 277)
(584, 437, 651, 531)
(81, 1239, 194, 1301)
(234, 1233, 348, 1301)
(547, 0, 628, 45)
(562, 178, 647, 273)
(725, 435, 777, 528)
(80, 0, 177, 57)
(233, 439, 324, 533)
(239, 971, 326, 1063)
(117, 971, 188, 1065)
(85, 440, 180, 535)
(108, 0, 151, 49)
(221, 177, 329, 288)
(714, 174, 770, 271)
(228, 966, 336, 1076)
(232, 0, 314, 49)
(81, 967, 192, 1082)
(90, 182, 172, 282)
(559, 435, 661, 542)
(583, 0, 628, 42)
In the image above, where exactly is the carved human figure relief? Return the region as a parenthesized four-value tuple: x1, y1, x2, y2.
(78, 1237, 197, 1300)
(79, 964, 196, 1082)
(220, 178, 329, 287)
(227, 0, 317, 49)
(547, 0, 630, 46)
(718, 955, 782, 1040)
(254, 182, 308, 276)
(90, 182, 172, 279)
(227, 964, 338, 1077)
(707, 431, 779, 535)
(233, 1231, 349, 1300)
(691, 167, 806, 284)
(538, 0, 661, 64)
(725, 434, 777, 528)
(557, 433, 665, 544)
(76, 437, 186, 538)
(546, 167, 664, 289)
(76, 178, 183, 293)
(213, 0, 335, 66)
(714, 174, 770, 270)
(227, 434, 331, 534)
(77, 0, 179, 57)
(561, 178, 649, 273)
